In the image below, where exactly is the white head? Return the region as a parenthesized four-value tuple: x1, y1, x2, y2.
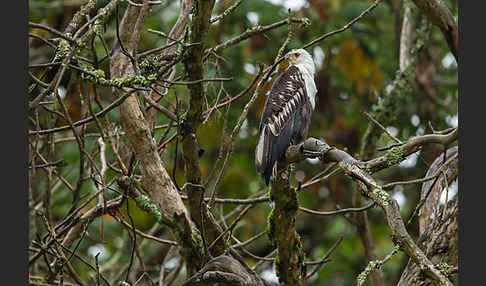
(284, 48, 316, 75)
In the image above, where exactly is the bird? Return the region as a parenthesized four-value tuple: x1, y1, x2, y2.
(255, 48, 317, 185)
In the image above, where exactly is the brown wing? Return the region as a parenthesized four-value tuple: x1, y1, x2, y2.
(255, 65, 313, 185)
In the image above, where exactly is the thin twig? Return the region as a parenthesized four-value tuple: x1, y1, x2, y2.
(306, 236, 344, 279)
(299, 202, 376, 216)
(363, 111, 402, 144)
(301, 0, 382, 49)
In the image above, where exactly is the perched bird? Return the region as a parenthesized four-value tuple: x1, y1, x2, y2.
(255, 49, 317, 185)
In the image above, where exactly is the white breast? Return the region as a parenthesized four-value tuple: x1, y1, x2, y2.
(297, 64, 317, 110)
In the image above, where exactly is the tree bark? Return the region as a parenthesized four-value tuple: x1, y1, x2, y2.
(411, 0, 458, 61)
(110, 3, 206, 276)
(268, 161, 306, 286)
(398, 147, 459, 285)
(286, 132, 457, 285)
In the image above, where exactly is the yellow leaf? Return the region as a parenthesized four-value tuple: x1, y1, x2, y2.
(337, 39, 383, 95)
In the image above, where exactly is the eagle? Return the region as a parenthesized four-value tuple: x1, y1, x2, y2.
(255, 49, 317, 185)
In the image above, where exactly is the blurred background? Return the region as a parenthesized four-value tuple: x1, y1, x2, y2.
(29, 0, 458, 285)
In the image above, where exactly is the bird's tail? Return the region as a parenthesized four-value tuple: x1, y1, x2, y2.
(255, 126, 273, 185)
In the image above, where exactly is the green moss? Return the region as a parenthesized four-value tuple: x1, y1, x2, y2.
(274, 254, 282, 280)
(268, 185, 274, 201)
(65, 0, 97, 37)
(357, 260, 383, 286)
(135, 195, 162, 223)
(53, 39, 71, 62)
(372, 188, 392, 206)
(93, 18, 105, 37)
(284, 188, 299, 212)
(187, 230, 205, 267)
(294, 234, 305, 267)
(139, 55, 165, 75)
(364, 164, 374, 175)
(294, 234, 303, 253)
(111, 75, 151, 88)
(172, 214, 205, 268)
(93, 69, 105, 78)
(436, 262, 455, 277)
(390, 235, 404, 250)
(267, 208, 275, 244)
(80, 67, 152, 88)
(190, 228, 204, 255)
(79, 64, 107, 85)
(386, 146, 404, 167)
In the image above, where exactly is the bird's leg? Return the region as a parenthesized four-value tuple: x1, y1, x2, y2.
(286, 139, 297, 179)
(272, 160, 290, 183)
(271, 161, 278, 184)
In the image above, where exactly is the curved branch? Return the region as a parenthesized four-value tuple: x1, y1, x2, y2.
(299, 202, 376, 216)
(411, 0, 458, 61)
(180, 255, 265, 286)
(284, 132, 457, 285)
(418, 146, 458, 232)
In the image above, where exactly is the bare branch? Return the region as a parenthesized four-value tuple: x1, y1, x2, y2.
(299, 202, 376, 216)
(302, 0, 381, 49)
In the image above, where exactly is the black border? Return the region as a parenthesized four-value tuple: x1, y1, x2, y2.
(459, 0, 479, 285)
(6, 0, 28, 284)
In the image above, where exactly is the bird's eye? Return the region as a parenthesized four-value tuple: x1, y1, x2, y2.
(295, 53, 300, 57)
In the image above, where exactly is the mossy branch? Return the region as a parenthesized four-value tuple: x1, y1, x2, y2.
(284, 133, 457, 285)
(181, 0, 229, 260)
(357, 246, 400, 286)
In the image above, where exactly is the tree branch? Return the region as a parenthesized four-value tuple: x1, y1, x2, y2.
(181, 0, 227, 259)
(411, 0, 458, 61)
(180, 255, 265, 286)
(284, 131, 457, 285)
(109, 2, 208, 276)
(398, 147, 458, 285)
